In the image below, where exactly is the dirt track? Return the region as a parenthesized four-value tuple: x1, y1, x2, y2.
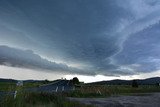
(69, 93, 160, 107)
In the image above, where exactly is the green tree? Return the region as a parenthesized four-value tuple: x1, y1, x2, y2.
(132, 80, 138, 88)
(44, 79, 49, 84)
(72, 77, 79, 85)
(156, 83, 160, 86)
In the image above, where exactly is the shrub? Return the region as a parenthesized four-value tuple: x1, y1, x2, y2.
(132, 80, 138, 88)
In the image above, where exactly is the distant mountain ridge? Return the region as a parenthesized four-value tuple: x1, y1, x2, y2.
(0, 78, 17, 83)
(87, 77, 160, 85)
(0, 78, 44, 83)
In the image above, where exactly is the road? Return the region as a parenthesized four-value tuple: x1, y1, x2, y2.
(35, 80, 75, 93)
(69, 93, 160, 107)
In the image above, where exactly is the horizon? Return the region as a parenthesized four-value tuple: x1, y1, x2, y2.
(1, 65, 160, 83)
(0, 75, 160, 84)
(1, 0, 160, 82)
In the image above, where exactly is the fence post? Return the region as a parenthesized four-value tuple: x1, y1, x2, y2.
(14, 91, 17, 99)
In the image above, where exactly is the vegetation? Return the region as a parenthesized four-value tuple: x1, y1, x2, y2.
(132, 80, 138, 88)
(72, 77, 80, 85)
(0, 81, 93, 107)
(0, 79, 160, 106)
(0, 80, 53, 91)
(0, 92, 93, 107)
(0, 82, 16, 91)
(23, 82, 44, 88)
(68, 85, 160, 98)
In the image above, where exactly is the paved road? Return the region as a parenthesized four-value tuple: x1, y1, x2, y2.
(69, 93, 160, 107)
(34, 80, 75, 93)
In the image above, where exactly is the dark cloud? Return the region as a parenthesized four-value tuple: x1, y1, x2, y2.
(0, 0, 160, 76)
(115, 22, 160, 73)
(0, 46, 94, 75)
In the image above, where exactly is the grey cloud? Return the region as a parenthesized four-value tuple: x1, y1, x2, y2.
(0, 45, 94, 75)
(0, 0, 160, 76)
(115, 22, 160, 73)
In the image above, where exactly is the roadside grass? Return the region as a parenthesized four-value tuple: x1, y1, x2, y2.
(67, 85, 160, 98)
(0, 81, 47, 91)
(0, 92, 93, 107)
(0, 80, 62, 91)
(23, 82, 44, 88)
(106, 85, 160, 95)
(0, 82, 16, 91)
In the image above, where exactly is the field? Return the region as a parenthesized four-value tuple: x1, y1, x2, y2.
(69, 85, 160, 97)
(0, 82, 16, 91)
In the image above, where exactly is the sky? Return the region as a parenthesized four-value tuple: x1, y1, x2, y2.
(0, 0, 160, 82)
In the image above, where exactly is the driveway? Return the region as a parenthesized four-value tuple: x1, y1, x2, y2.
(69, 93, 160, 107)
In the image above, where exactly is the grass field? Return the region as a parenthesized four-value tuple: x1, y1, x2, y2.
(0, 82, 16, 91)
(68, 85, 160, 97)
(0, 81, 49, 91)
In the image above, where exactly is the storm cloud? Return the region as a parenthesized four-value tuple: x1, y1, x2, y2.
(0, 0, 160, 76)
(0, 46, 92, 75)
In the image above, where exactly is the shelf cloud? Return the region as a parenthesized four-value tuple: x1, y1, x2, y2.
(0, 0, 160, 77)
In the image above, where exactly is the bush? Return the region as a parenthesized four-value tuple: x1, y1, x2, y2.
(132, 80, 138, 88)
(72, 77, 80, 85)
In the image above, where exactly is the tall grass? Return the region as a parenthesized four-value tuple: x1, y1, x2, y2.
(68, 85, 160, 97)
(0, 92, 93, 107)
(0, 82, 16, 91)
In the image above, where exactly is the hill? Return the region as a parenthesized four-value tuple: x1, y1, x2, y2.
(87, 77, 160, 85)
(0, 78, 17, 83)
